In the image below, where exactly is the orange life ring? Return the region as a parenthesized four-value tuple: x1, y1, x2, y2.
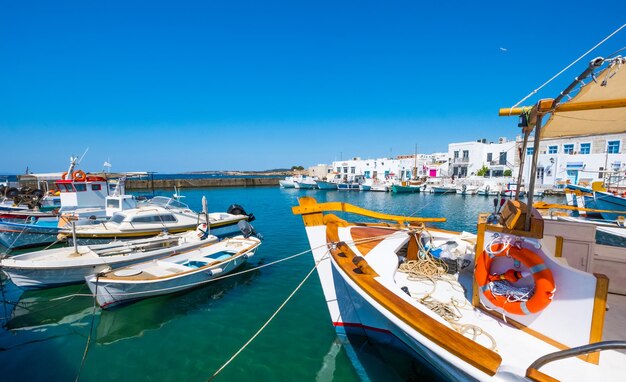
(475, 243, 555, 315)
(72, 170, 87, 182)
(61, 172, 68, 180)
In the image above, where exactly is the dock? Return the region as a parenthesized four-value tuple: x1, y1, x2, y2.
(125, 177, 280, 190)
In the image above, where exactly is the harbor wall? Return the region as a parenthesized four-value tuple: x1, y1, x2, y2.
(125, 177, 280, 190)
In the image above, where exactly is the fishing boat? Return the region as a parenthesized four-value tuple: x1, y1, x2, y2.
(456, 184, 479, 195)
(337, 182, 360, 191)
(58, 196, 253, 244)
(85, 234, 261, 308)
(358, 184, 371, 191)
(315, 180, 339, 190)
(293, 195, 625, 380)
(391, 184, 421, 193)
(593, 191, 626, 221)
(477, 181, 503, 196)
(0, 226, 218, 289)
(293, 177, 318, 189)
(279, 175, 303, 188)
(0, 217, 61, 249)
(292, 54, 626, 380)
(431, 184, 456, 194)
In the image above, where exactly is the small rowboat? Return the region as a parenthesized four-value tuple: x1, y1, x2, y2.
(85, 235, 261, 308)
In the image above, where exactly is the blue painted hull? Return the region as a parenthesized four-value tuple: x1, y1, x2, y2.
(0, 220, 61, 249)
(594, 191, 626, 221)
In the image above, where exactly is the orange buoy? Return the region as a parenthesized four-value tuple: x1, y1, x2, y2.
(72, 170, 87, 182)
(475, 244, 555, 315)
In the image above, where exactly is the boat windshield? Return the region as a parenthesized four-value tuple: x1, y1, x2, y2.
(109, 213, 126, 224)
(141, 196, 190, 210)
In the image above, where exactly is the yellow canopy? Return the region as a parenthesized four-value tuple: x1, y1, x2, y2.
(541, 62, 626, 138)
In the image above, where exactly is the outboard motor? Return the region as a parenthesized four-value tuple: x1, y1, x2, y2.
(238, 220, 263, 240)
(228, 204, 255, 222)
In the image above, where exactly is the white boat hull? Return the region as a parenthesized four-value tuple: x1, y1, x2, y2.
(86, 243, 258, 308)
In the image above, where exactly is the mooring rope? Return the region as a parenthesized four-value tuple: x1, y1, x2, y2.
(74, 276, 99, 382)
(207, 250, 330, 381)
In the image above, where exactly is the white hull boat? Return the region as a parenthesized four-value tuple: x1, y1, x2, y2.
(315, 180, 338, 190)
(294, 179, 318, 189)
(431, 185, 456, 194)
(86, 236, 261, 308)
(58, 197, 252, 244)
(293, 197, 626, 381)
(0, 229, 219, 289)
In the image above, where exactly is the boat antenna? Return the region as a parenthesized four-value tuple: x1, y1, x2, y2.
(77, 147, 89, 165)
(510, 23, 626, 110)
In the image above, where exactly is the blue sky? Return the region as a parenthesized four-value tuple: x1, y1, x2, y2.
(1, 1, 625, 173)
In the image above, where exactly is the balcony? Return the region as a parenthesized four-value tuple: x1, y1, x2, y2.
(453, 157, 470, 164)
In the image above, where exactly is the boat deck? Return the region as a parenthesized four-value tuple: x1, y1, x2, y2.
(605, 293, 626, 347)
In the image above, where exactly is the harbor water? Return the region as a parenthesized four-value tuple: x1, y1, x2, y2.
(0, 187, 564, 381)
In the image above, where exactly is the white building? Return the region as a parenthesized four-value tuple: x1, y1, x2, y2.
(519, 133, 626, 187)
(307, 164, 332, 179)
(448, 138, 518, 178)
(329, 154, 449, 182)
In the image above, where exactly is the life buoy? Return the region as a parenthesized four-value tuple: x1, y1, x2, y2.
(475, 243, 555, 315)
(72, 170, 87, 182)
(61, 172, 68, 180)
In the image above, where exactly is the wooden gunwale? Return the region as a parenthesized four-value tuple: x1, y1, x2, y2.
(292, 201, 446, 223)
(325, 221, 502, 376)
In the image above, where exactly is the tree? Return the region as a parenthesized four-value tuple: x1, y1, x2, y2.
(291, 165, 304, 171)
(476, 165, 489, 177)
(503, 169, 512, 177)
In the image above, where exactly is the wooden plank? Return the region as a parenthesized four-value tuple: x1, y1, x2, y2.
(526, 368, 560, 382)
(587, 273, 609, 364)
(297, 197, 325, 227)
(326, 222, 502, 376)
(554, 236, 563, 258)
(350, 227, 399, 256)
(472, 222, 486, 307)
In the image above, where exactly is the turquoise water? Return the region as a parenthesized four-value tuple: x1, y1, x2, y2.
(0, 188, 564, 381)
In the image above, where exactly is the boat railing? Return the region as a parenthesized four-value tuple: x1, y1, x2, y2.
(526, 341, 626, 381)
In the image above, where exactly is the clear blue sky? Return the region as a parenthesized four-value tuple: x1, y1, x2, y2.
(1, 1, 625, 173)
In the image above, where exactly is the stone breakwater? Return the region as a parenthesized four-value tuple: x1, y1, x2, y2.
(126, 177, 280, 189)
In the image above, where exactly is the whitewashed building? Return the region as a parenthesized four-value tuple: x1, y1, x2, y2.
(329, 153, 449, 182)
(307, 164, 332, 179)
(448, 138, 518, 178)
(519, 133, 626, 187)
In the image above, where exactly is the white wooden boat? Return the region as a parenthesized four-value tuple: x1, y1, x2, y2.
(431, 185, 456, 194)
(0, 228, 218, 289)
(456, 184, 479, 195)
(85, 235, 261, 308)
(293, 197, 626, 381)
(294, 177, 318, 189)
(315, 180, 338, 190)
(58, 197, 252, 244)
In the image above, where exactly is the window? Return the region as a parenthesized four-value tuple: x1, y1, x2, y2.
(462, 150, 469, 159)
(526, 147, 534, 155)
(548, 145, 558, 154)
(579, 143, 590, 155)
(91, 184, 102, 191)
(608, 140, 620, 154)
(599, 167, 604, 179)
(486, 153, 493, 162)
(563, 144, 574, 154)
(343, 167, 348, 173)
(336, 167, 340, 173)
(454, 151, 459, 158)
(350, 167, 356, 174)
(499, 152, 507, 165)
(131, 214, 177, 223)
(364, 171, 370, 178)
(110, 213, 126, 224)
(74, 184, 87, 192)
(107, 199, 120, 209)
